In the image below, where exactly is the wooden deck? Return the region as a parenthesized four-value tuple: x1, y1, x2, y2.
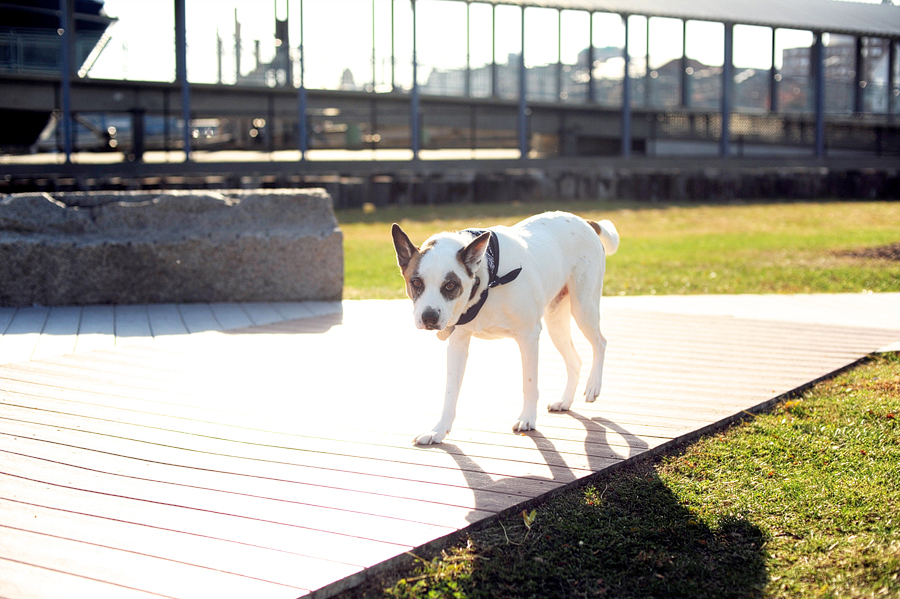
(1, 294, 898, 598)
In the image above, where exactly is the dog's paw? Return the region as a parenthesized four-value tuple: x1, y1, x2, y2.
(414, 430, 447, 445)
(584, 382, 602, 403)
(547, 400, 572, 412)
(512, 418, 536, 432)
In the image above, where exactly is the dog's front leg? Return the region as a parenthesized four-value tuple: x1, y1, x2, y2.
(513, 327, 541, 432)
(415, 330, 472, 445)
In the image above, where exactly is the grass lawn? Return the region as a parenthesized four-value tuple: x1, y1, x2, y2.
(335, 199, 899, 598)
(347, 353, 900, 599)
(337, 200, 900, 300)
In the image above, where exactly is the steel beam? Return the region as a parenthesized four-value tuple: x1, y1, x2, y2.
(588, 12, 595, 103)
(770, 28, 779, 112)
(681, 19, 689, 108)
(814, 32, 826, 157)
(175, 0, 191, 160)
(411, 0, 420, 159)
(519, 6, 528, 157)
(298, 0, 307, 159)
(889, 39, 897, 119)
(855, 36, 864, 113)
(720, 22, 733, 158)
(59, 0, 73, 162)
(621, 15, 631, 157)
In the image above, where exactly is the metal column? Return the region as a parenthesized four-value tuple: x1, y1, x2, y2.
(681, 19, 689, 108)
(720, 22, 733, 158)
(588, 13, 595, 103)
(391, 0, 396, 91)
(371, 0, 377, 89)
(298, 0, 307, 159)
(621, 15, 631, 157)
(889, 39, 897, 119)
(854, 36, 864, 113)
(410, 0, 420, 159)
(814, 32, 826, 157)
(770, 28, 779, 112)
(59, 0, 73, 163)
(491, 3, 498, 98)
(175, 0, 191, 160)
(465, 0, 471, 97)
(557, 9, 563, 101)
(645, 17, 651, 106)
(518, 6, 528, 158)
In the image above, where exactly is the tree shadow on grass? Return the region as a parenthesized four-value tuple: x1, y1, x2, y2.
(408, 411, 768, 599)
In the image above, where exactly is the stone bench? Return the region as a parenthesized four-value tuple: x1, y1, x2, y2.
(0, 189, 343, 307)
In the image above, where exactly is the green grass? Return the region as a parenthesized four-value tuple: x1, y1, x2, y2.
(337, 200, 900, 299)
(346, 353, 900, 599)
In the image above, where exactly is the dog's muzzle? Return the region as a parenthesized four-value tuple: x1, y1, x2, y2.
(420, 308, 441, 330)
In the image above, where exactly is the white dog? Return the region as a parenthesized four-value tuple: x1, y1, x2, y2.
(392, 211, 619, 445)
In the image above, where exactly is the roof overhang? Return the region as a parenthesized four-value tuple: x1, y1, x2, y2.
(471, 0, 900, 39)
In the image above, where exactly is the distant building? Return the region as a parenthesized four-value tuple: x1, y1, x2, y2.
(781, 36, 892, 112)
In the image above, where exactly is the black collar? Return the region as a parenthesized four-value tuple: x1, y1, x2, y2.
(454, 229, 522, 326)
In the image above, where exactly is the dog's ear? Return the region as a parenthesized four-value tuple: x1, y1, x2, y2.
(458, 231, 490, 276)
(391, 223, 419, 271)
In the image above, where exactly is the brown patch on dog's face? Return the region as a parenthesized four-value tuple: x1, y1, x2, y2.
(405, 262, 426, 300)
(440, 272, 463, 301)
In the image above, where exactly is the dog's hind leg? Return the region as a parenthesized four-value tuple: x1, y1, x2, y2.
(545, 292, 582, 412)
(570, 286, 607, 403)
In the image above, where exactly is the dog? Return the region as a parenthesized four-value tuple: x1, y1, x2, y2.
(392, 211, 619, 445)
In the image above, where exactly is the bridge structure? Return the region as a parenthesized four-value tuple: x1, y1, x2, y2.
(0, 0, 899, 195)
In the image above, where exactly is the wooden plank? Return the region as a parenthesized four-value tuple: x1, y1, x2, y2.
(300, 301, 343, 318)
(241, 303, 286, 326)
(3, 435, 496, 530)
(1, 497, 350, 594)
(146, 304, 188, 338)
(0, 307, 48, 364)
(0, 413, 576, 502)
(2, 377, 689, 450)
(0, 525, 306, 598)
(74, 306, 116, 355)
(208, 303, 254, 330)
(1, 473, 385, 573)
(0, 306, 16, 335)
(0, 557, 170, 599)
(1, 451, 450, 554)
(176, 304, 221, 333)
(114, 305, 153, 347)
(30, 306, 82, 361)
(270, 302, 316, 321)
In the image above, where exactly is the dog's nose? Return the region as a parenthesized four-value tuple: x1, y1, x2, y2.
(421, 308, 440, 329)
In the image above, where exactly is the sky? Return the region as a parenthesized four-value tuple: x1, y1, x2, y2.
(88, 0, 885, 89)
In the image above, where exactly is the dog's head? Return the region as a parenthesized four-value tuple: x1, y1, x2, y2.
(391, 223, 490, 332)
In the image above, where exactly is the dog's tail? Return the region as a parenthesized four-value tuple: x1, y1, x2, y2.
(589, 219, 620, 256)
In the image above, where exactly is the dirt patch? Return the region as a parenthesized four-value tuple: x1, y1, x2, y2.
(864, 378, 900, 396)
(840, 242, 900, 261)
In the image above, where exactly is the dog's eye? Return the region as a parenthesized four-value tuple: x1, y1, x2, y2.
(443, 282, 455, 292)
(411, 278, 423, 289)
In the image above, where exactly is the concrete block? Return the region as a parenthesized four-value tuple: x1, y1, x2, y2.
(0, 189, 343, 306)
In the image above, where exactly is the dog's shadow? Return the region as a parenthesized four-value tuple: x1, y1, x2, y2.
(421, 414, 767, 597)
(427, 409, 649, 524)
